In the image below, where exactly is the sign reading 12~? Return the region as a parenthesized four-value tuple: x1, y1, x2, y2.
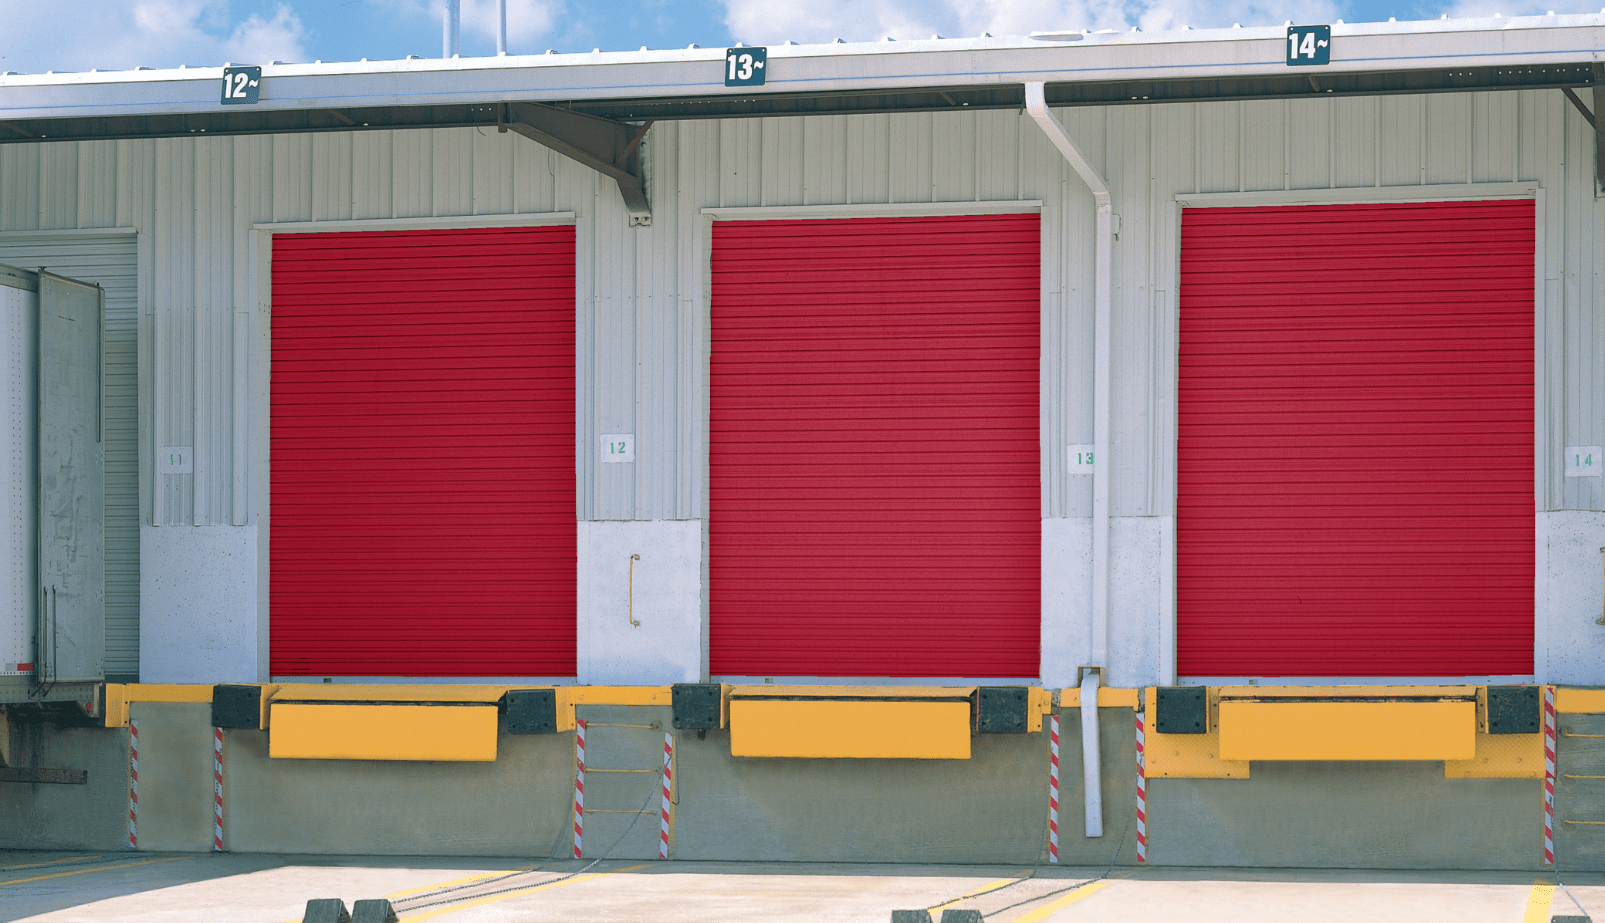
(725, 47, 767, 87)
(221, 65, 262, 104)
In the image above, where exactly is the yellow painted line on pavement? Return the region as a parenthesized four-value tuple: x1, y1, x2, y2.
(399, 863, 652, 922)
(930, 876, 1023, 912)
(0, 854, 102, 871)
(386, 866, 538, 898)
(0, 856, 188, 887)
(1523, 881, 1556, 923)
(1006, 879, 1114, 923)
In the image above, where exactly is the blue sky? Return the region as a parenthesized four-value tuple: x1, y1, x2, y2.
(0, 0, 1598, 74)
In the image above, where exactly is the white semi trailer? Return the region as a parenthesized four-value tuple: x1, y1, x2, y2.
(0, 263, 104, 709)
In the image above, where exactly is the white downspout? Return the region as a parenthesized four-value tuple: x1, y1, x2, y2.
(1026, 82, 1112, 839)
(1078, 670, 1103, 837)
(443, 0, 461, 58)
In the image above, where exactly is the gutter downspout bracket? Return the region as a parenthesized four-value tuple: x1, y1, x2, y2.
(503, 102, 654, 226)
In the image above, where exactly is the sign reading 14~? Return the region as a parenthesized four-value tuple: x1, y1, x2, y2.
(1286, 25, 1331, 66)
(725, 47, 767, 87)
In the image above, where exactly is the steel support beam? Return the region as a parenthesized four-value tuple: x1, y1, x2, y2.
(502, 102, 653, 226)
(1594, 63, 1605, 190)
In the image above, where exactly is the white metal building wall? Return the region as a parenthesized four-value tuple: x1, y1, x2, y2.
(0, 233, 138, 680)
(0, 88, 1597, 532)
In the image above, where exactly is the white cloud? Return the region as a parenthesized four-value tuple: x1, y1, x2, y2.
(225, 5, 310, 64)
(0, 0, 308, 73)
(460, 0, 557, 45)
(720, 0, 1347, 45)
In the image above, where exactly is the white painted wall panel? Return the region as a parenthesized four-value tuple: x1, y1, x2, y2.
(139, 525, 258, 683)
(577, 519, 701, 684)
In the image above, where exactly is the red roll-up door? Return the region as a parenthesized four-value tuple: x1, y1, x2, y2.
(270, 226, 576, 677)
(1177, 199, 1534, 678)
(708, 214, 1041, 678)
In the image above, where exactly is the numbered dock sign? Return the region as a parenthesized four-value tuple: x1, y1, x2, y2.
(724, 47, 766, 87)
(221, 66, 261, 104)
(1567, 446, 1602, 477)
(1286, 26, 1330, 66)
(601, 433, 635, 463)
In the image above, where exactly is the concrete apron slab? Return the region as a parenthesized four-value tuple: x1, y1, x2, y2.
(4, 854, 1603, 923)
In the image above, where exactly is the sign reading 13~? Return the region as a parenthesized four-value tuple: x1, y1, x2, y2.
(1286, 26, 1331, 66)
(724, 47, 767, 87)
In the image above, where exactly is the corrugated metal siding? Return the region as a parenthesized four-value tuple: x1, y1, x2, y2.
(1177, 200, 1535, 677)
(0, 89, 1593, 543)
(0, 233, 139, 680)
(269, 226, 577, 676)
(707, 215, 1040, 678)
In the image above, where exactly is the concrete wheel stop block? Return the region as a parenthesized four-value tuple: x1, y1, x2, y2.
(351, 899, 400, 923)
(302, 899, 349, 923)
(890, 911, 981, 923)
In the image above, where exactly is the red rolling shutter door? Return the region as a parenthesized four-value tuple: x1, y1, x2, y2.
(708, 214, 1040, 678)
(1177, 200, 1534, 677)
(271, 226, 576, 677)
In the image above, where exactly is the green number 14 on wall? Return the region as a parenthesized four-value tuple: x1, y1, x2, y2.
(1566, 445, 1601, 477)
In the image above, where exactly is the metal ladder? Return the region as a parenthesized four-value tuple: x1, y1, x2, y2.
(573, 705, 675, 860)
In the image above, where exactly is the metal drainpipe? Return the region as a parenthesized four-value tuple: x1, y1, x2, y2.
(496, 0, 508, 55)
(443, 0, 461, 58)
(1026, 81, 1112, 838)
(1078, 670, 1103, 837)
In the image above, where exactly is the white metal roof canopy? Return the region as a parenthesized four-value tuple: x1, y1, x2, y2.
(2, 15, 1602, 226)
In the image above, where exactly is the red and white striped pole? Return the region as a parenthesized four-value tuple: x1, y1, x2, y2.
(127, 718, 139, 849)
(213, 727, 225, 852)
(659, 732, 674, 860)
(572, 718, 586, 859)
(1135, 709, 1147, 864)
(1047, 714, 1060, 864)
(1545, 685, 1557, 867)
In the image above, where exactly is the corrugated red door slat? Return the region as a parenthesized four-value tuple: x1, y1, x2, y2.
(1177, 200, 1534, 677)
(271, 226, 576, 677)
(708, 214, 1040, 678)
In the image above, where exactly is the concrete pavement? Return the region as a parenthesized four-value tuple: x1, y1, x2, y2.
(4, 851, 1602, 923)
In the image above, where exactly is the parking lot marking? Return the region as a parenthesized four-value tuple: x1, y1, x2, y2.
(386, 866, 538, 899)
(1523, 880, 1555, 923)
(0, 854, 102, 871)
(1004, 879, 1114, 923)
(928, 876, 1020, 913)
(0, 856, 188, 888)
(398, 863, 652, 922)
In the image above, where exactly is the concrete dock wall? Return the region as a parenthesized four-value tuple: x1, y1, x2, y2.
(0, 701, 1559, 870)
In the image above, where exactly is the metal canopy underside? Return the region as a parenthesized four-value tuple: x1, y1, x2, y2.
(0, 63, 1593, 145)
(1, 61, 1599, 221)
